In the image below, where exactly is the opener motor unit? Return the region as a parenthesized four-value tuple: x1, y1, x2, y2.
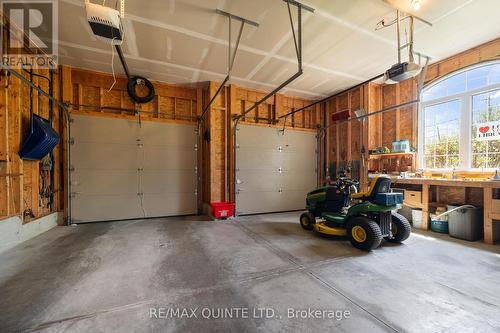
(384, 62, 422, 84)
(85, 2, 123, 45)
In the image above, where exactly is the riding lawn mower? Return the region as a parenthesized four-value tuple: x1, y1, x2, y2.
(300, 176, 411, 251)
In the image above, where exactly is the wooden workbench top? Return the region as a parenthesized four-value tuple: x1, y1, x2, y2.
(390, 177, 500, 188)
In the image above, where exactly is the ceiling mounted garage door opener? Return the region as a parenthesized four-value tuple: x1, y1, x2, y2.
(85, 0, 155, 104)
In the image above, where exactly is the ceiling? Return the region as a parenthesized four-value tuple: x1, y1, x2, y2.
(58, 0, 500, 99)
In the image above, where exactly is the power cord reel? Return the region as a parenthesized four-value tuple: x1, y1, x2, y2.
(85, 0, 155, 104)
(127, 76, 155, 104)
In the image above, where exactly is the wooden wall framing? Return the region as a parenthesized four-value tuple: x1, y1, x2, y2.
(324, 38, 500, 186)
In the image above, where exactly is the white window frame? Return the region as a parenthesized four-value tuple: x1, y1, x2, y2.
(418, 61, 500, 171)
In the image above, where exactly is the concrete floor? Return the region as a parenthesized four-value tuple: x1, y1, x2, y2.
(1, 212, 500, 333)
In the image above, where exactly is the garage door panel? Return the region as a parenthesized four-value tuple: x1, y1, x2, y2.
(236, 125, 316, 215)
(236, 191, 284, 215)
(71, 116, 139, 144)
(142, 171, 197, 193)
(283, 130, 316, 146)
(280, 172, 317, 191)
(71, 170, 139, 195)
(139, 122, 197, 146)
(143, 146, 196, 170)
(72, 142, 141, 170)
(70, 114, 197, 223)
(237, 126, 284, 146)
(143, 193, 197, 217)
(237, 149, 283, 170)
(72, 194, 142, 223)
(280, 152, 317, 170)
(236, 170, 282, 192)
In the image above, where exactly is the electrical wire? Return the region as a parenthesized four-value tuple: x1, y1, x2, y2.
(108, 37, 117, 92)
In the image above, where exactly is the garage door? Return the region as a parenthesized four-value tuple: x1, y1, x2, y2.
(235, 125, 317, 215)
(70, 114, 197, 223)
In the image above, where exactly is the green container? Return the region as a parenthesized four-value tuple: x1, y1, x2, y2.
(430, 219, 449, 233)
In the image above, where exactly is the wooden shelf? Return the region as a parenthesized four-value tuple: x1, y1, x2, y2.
(403, 202, 423, 209)
(368, 152, 415, 160)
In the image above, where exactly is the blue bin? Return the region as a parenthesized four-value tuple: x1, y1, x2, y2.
(19, 114, 60, 160)
(375, 193, 404, 206)
(431, 219, 449, 233)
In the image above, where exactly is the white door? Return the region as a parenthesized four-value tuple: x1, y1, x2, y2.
(235, 125, 317, 215)
(70, 114, 197, 223)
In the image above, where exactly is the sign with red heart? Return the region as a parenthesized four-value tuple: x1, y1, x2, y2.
(479, 126, 490, 134)
(476, 121, 500, 141)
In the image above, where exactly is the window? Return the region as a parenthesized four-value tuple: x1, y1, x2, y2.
(420, 62, 500, 170)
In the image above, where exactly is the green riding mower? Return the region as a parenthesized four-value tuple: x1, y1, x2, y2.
(300, 176, 411, 251)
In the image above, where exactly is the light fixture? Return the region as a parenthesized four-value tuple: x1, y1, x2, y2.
(411, 0, 422, 11)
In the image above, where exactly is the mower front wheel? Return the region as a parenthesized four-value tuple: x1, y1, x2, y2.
(347, 216, 382, 251)
(385, 212, 411, 243)
(300, 212, 315, 230)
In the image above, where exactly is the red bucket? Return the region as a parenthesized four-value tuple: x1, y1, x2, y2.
(211, 202, 235, 219)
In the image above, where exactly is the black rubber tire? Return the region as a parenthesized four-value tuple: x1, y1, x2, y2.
(300, 212, 315, 230)
(386, 212, 411, 243)
(127, 76, 155, 104)
(347, 216, 382, 251)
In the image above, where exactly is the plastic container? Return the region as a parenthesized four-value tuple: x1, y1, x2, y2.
(375, 193, 403, 206)
(411, 209, 422, 229)
(19, 114, 60, 160)
(448, 205, 483, 241)
(430, 219, 449, 233)
(211, 202, 235, 219)
(392, 139, 410, 153)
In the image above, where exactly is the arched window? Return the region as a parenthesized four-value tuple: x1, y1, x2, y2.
(419, 61, 500, 170)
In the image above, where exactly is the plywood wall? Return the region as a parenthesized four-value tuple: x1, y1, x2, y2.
(69, 68, 200, 123)
(0, 17, 63, 222)
(323, 84, 375, 190)
(60, 67, 321, 208)
(378, 38, 500, 156)
(0, 69, 62, 222)
(203, 83, 320, 204)
(325, 38, 500, 182)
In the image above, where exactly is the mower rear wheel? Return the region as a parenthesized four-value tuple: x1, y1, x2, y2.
(300, 212, 315, 230)
(347, 216, 382, 251)
(385, 212, 411, 243)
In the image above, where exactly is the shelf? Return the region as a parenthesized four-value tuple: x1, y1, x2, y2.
(403, 202, 423, 209)
(368, 152, 415, 160)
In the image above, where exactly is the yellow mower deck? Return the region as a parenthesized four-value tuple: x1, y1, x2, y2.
(313, 221, 347, 236)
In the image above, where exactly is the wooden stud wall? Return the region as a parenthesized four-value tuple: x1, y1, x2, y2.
(0, 17, 63, 222)
(0, 68, 63, 222)
(325, 38, 500, 182)
(70, 68, 199, 123)
(204, 83, 320, 205)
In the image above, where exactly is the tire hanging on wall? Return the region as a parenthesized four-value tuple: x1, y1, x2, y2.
(127, 76, 155, 104)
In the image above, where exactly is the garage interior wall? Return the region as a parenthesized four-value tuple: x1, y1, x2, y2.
(0, 23, 64, 224)
(323, 38, 500, 193)
(0, 5, 498, 227)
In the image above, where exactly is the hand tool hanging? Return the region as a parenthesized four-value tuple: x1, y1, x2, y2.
(85, 0, 155, 104)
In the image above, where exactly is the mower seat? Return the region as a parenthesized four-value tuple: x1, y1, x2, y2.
(351, 176, 391, 202)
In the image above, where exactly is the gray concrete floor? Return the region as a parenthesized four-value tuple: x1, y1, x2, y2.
(1, 212, 500, 333)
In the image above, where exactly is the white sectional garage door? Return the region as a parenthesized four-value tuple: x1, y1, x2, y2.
(235, 125, 317, 215)
(70, 114, 197, 223)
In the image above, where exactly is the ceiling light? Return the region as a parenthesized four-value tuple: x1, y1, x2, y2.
(411, 0, 422, 11)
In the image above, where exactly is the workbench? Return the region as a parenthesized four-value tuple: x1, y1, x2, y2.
(390, 177, 500, 244)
